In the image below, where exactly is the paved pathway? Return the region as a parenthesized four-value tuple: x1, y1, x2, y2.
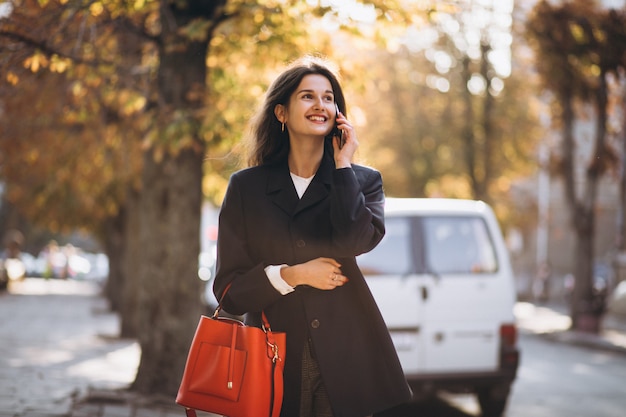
(0, 279, 141, 417)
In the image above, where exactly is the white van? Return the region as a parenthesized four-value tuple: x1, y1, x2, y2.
(358, 198, 519, 417)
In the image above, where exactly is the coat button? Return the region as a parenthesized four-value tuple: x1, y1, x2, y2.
(311, 319, 320, 329)
(296, 239, 306, 248)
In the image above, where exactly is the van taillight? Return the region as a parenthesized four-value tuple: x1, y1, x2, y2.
(500, 324, 517, 347)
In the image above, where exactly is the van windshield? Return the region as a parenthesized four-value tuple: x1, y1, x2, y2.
(357, 215, 498, 276)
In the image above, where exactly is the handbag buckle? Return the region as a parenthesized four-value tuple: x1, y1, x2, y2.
(267, 340, 280, 363)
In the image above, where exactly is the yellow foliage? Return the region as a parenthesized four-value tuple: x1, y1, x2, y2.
(495, 176, 511, 193)
(6, 72, 19, 85)
(89, 1, 104, 16)
(25, 149, 40, 164)
(50, 55, 71, 73)
(23, 51, 49, 72)
(568, 22, 586, 43)
(71, 82, 86, 98)
(425, 175, 472, 199)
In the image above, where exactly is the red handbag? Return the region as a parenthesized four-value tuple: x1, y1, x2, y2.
(176, 285, 286, 417)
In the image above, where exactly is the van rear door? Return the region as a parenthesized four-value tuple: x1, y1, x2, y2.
(415, 215, 508, 373)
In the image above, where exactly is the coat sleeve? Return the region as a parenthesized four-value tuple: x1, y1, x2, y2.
(330, 166, 385, 257)
(212, 173, 283, 315)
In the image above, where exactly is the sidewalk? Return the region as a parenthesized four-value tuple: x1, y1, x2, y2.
(1, 278, 625, 417)
(0, 278, 179, 417)
(515, 300, 626, 353)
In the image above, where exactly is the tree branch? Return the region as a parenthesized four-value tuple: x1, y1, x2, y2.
(0, 29, 104, 67)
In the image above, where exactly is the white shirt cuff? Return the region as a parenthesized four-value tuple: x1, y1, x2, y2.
(265, 264, 295, 295)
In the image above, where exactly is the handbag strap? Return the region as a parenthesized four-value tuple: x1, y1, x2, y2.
(215, 283, 274, 333)
(211, 282, 232, 319)
(270, 356, 284, 417)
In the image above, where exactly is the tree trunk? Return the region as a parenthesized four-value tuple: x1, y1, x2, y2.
(479, 41, 494, 204)
(120, 188, 141, 338)
(559, 89, 591, 328)
(571, 206, 597, 331)
(564, 70, 609, 333)
(133, 147, 204, 395)
(131, 0, 217, 395)
(461, 55, 477, 198)
(614, 86, 626, 286)
(103, 210, 126, 312)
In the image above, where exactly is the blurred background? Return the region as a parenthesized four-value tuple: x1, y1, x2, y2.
(1, 0, 626, 400)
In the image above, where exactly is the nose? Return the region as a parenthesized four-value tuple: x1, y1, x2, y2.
(313, 97, 325, 110)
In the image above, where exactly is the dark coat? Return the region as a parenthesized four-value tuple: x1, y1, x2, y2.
(214, 151, 412, 417)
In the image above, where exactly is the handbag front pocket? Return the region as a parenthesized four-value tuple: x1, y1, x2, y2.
(189, 342, 247, 402)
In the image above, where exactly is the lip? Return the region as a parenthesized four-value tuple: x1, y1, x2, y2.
(307, 114, 328, 123)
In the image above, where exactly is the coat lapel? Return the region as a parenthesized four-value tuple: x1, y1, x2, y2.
(266, 162, 299, 215)
(295, 153, 333, 215)
(265, 152, 334, 217)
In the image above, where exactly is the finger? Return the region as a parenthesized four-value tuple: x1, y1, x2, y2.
(329, 272, 347, 285)
(319, 257, 340, 265)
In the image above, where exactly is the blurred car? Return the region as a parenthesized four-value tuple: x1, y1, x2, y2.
(0, 257, 26, 289)
(0, 229, 26, 290)
(358, 198, 519, 417)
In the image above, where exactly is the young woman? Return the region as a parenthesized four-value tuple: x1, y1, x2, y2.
(213, 55, 411, 417)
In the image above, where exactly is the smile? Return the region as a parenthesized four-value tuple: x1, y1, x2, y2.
(308, 116, 327, 122)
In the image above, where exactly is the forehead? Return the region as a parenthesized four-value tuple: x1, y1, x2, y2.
(295, 74, 333, 93)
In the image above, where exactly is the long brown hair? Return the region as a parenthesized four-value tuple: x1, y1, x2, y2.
(246, 55, 346, 167)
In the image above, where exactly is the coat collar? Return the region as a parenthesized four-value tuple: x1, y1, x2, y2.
(266, 151, 334, 216)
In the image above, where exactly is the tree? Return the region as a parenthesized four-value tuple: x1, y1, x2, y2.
(526, 0, 626, 332)
(0, 0, 152, 337)
(350, 2, 538, 227)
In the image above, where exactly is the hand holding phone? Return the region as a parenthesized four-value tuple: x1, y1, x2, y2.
(333, 103, 345, 149)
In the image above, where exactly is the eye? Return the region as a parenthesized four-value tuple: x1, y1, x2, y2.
(302, 93, 313, 99)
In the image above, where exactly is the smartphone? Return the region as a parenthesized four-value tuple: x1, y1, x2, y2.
(333, 103, 345, 149)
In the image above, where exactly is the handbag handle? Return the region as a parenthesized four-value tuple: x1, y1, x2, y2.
(214, 282, 279, 362)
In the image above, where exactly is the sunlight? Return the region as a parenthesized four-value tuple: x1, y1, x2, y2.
(0, 2, 12, 18)
(515, 302, 572, 333)
(403, 0, 513, 78)
(67, 342, 140, 387)
(439, 392, 481, 416)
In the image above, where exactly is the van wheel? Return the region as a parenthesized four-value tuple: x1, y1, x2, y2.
(477, 384, 510, 417)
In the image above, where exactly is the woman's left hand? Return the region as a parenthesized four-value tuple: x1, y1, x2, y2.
(333, 110, 358, 168)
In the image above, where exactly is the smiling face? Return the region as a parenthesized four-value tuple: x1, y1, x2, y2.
(275, 74, 337, 141)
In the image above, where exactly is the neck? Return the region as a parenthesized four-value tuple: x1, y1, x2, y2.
(288, 138, 324, 178)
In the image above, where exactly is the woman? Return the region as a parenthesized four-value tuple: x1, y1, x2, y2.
(213, 55, 411, 417)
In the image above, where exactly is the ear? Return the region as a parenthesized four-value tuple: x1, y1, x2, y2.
(274, 104, 286, 124)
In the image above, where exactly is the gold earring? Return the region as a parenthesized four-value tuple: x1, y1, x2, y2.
(281, 122, 285, 132)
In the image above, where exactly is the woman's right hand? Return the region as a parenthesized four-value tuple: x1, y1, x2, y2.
(281, 257, 348, 290)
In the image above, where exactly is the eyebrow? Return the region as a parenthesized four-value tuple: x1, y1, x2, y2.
(297, 89, 334, 95)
